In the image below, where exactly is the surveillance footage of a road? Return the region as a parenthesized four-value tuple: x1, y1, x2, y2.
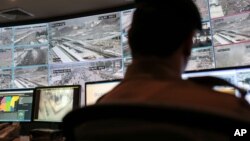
(49, 12, 122, 64)
(14, 24, 48, 46)
(14, 66, 48, 88)
(14, 46, 48, 66)
(212, 12, 250, 46)
(50, 59, 123, 87)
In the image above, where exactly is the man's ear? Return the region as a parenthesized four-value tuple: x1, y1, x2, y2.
(183, 31, 196, 57)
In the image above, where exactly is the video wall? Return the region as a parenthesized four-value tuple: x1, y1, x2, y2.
(187, 0, 250, 70)
(186, 0, 250, 95)
(1, 0, 250, 105)
(0, 10, 133, 105)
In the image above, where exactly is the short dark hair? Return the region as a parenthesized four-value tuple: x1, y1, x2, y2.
(129, 0, 202, 58)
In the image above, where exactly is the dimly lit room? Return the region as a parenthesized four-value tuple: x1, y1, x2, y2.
(0, 0, 250, 141)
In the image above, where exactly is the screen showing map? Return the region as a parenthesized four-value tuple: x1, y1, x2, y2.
(0, 89, 34, 122)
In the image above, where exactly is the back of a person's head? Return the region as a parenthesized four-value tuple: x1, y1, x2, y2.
(129, 0, 202, 58)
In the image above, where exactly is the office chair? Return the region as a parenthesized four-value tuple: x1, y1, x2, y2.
(62, 103, 250, 141)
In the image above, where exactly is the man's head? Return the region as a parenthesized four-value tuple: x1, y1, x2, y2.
(129, 0, 202, 60)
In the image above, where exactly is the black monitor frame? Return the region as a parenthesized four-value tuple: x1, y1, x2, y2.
(32, 85, 81, 123)
(0, 88, 34, 122)
(85, 79, 121, 105)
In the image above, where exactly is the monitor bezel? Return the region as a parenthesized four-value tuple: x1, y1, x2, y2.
(0, 88, 34, 123)
(32, 85, 81, 123)
(85, 79, 122, 105)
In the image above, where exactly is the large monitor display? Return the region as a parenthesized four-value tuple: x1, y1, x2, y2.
(0, 89, 34, 122)
(32, 85, 80, 122)
(1, 0, 250, 105)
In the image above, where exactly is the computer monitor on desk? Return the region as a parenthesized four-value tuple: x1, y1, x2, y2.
(0, 89, 34, 122)
(85, 80, 121, 106)
(32, 85, 81, 122)
(182, 68, 250, 104)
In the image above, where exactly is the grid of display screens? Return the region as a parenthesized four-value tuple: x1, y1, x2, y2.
(1, 0, 250, 104)
(0, 89, 34, 122)
(186, 0, 250, 71)
(32, 85, 80, 122)
(85, 80, 120, 105)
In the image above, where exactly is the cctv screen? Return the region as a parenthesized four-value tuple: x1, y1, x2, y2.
(182, 68, 250, 103)
(33, 85, 80, 122)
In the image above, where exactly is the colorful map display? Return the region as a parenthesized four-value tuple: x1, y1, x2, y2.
(0, 96, 19, 112)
